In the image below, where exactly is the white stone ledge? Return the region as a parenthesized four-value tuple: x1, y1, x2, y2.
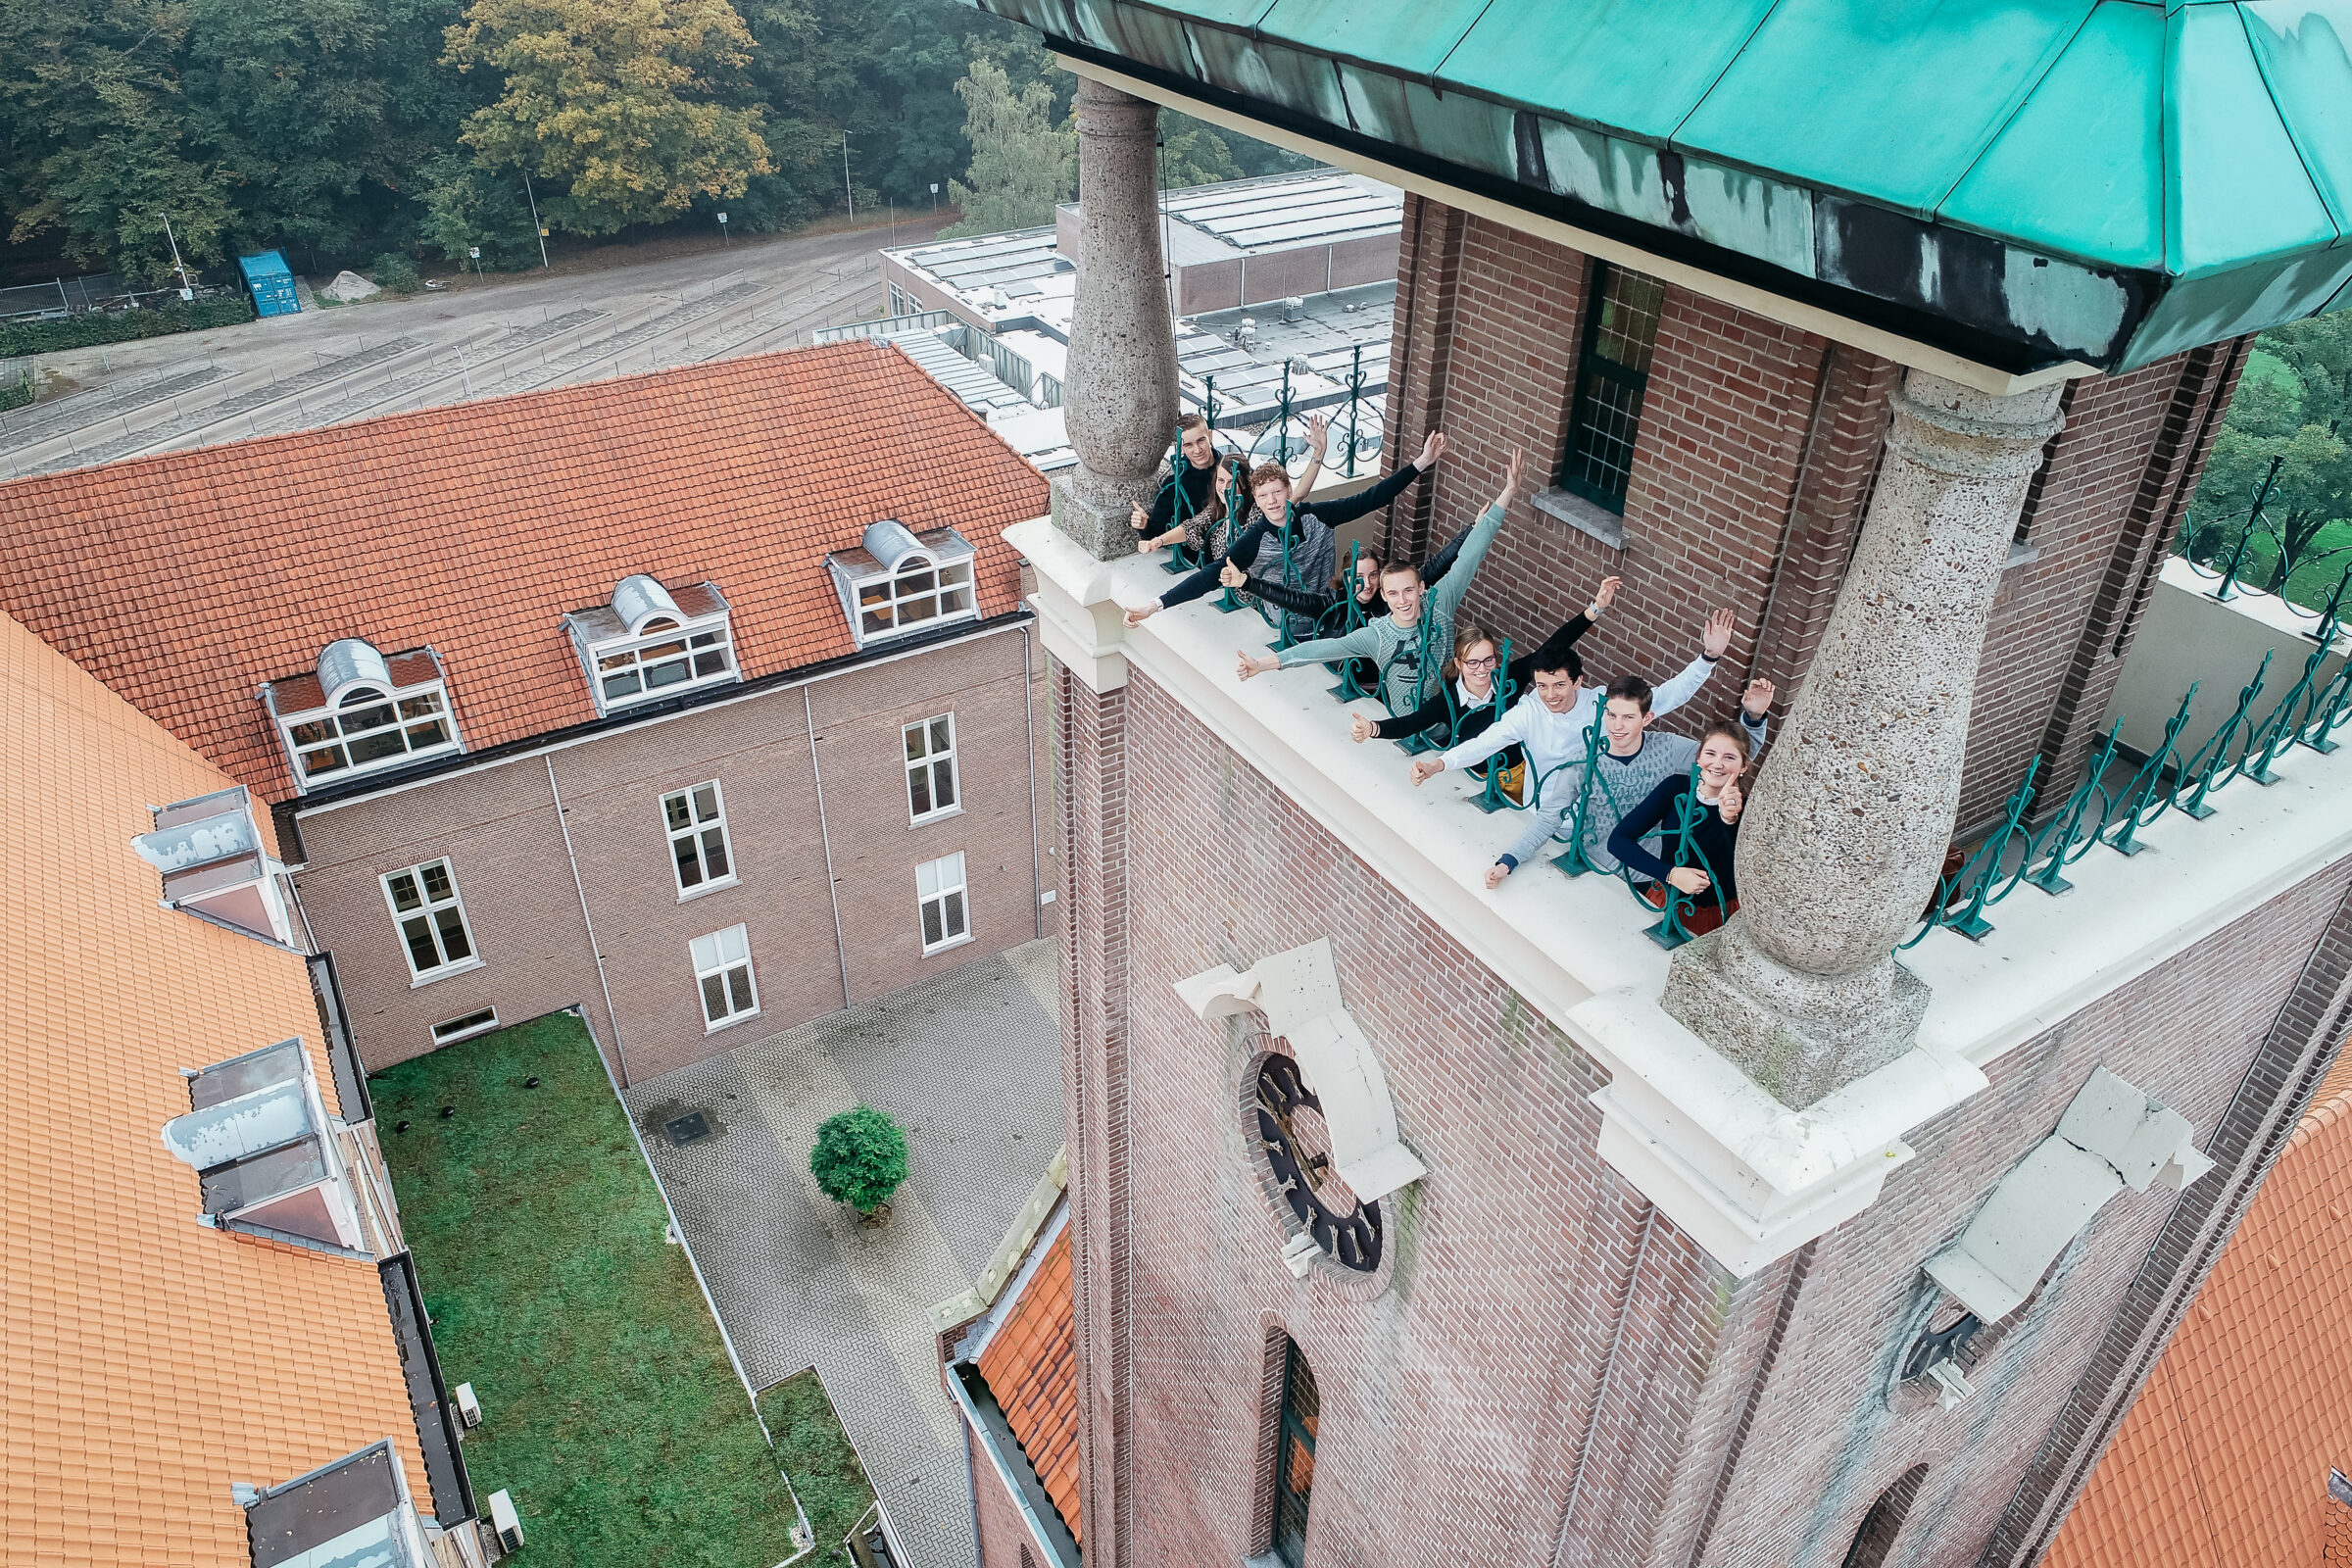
(1009, 517, 2352, 1276)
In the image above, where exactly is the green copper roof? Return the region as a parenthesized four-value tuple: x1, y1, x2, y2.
(978, 0, 2352, 373)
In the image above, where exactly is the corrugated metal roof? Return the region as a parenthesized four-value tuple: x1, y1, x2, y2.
(972, 0, 2352, 372)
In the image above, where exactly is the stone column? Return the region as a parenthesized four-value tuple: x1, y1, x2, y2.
(1055, 78, 1179, 561)
(1664, 370, 2065, 1107)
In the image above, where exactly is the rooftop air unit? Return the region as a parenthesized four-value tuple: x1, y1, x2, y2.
(455, 1383, 483, 1429)
(488, 1490, 523, 1552)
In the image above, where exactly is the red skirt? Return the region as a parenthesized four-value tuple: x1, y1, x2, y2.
(1642, 882, 1738, 937)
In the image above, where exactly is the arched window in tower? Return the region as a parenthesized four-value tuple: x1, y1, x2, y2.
(1272, 1339, 1319, 1567)
(1840, 1464, 1929, 1568)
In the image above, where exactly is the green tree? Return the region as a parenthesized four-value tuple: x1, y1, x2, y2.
(416, 150, 540, 267)
(1157, 112, 1242, 190)
(0, 0, 238, 280)
(444, 0, 773, 235)
(808, 1105, 907, 1213)
(939, 56, 1069, 237)
(2190, 313, 2352, 599)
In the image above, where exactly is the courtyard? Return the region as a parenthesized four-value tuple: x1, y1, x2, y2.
(624, 939, 1067, 1568)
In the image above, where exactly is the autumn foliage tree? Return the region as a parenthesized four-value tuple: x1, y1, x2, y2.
(443, 0, 773, 236)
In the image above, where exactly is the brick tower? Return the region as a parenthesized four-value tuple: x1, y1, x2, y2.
(971, 6, 2352, 1566)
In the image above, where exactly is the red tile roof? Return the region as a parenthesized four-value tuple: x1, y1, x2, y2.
(0, 342, 1049, 803)
(2048, 1053, 2352, 1568)
(978, 1224, 1081, 1543)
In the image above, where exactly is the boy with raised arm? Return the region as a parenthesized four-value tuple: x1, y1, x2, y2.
(1404, 609, 1772, 887)
(1128, 428, 1443, 643)
(1233, 448, 1524, 713)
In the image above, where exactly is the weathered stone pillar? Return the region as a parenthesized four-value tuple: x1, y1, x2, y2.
(1055, 78, 1179, 561)
(1664, 369, 2065, 1107)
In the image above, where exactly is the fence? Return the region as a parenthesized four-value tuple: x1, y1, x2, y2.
(1184, 343, 1383, 479)
(2173, 445, 2351, 618)
(811, 310, 957, 346)
(0, 274, 129, 322)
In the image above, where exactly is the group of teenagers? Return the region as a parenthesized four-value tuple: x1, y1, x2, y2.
(1121, 413, 1775, 933)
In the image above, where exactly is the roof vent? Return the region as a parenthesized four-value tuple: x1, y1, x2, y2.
(317, 638, 393, 705)
(861, 519, 929, 573)
(612, 572, 684, 633)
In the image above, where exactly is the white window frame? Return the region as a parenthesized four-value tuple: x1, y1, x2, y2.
(905, 713, 960, 825)
(662, 781, 737, 899)
(380, 858, 480, 985)
(277, 678, 459, 788)
(851, 556, 977, 646)
(430, 1006, 500, 1045)
(917, 852, 971, 955)
(691, 923, 760, 1032)
(588, 612, 736, 712)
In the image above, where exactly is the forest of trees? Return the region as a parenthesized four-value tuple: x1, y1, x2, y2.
(0, 0, 1310, 284)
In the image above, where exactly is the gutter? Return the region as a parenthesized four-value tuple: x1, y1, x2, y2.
(944, 1361, 1083, 1568)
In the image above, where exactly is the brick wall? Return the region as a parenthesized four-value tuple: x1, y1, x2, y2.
(293, 624, 1046, 1085)
(967, 1420, 1044, 1567)
(1070, 661, 2352, 1568)
(1374, 196, 2251, 830)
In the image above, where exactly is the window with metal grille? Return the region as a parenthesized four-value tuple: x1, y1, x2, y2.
(916, 852, 969, 953)
(905, 714, 958, 822)
(1558, 263, 1667, 514)
(381, 859, 476, 981)
(1272, 1338, 1318, 1567)
(690, 923, 759, 1029)
(662, 782, 735, 895)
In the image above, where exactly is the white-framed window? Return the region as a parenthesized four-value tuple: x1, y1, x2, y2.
(663, 782, 735, 896)
(567, 575, 740, 716)
(905, 714, 958, 822)
(917, 852, 970, 954)
(691, 924, 760, 1030)
(381, 858, 477, 982)
(273, 667, 459, 787)
(827, 522, 981, 650)
(430, 1006, 499, 1045)
(593, 617, 734, 708)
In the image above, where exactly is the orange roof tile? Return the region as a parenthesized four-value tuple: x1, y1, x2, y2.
(2048, 1073, 2352, 1568)
(0, 610, 434, 1565)
(978, 1225, 1081, 1543)
(0, 343, 1049, 803)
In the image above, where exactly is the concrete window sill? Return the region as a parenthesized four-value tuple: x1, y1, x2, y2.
(1531, 485, 1627, 550)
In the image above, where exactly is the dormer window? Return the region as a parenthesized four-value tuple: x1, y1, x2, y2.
(263, 640, 460, 793)
(160, 1037, 365, 1252)
(130, 784, 295, 946)
(564, 575, 738, 715)
(827, 521, 979, 649)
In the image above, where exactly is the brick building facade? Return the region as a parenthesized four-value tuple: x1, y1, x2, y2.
(0, 343, 1054, 1087)
(955, 7, 2352, 1568)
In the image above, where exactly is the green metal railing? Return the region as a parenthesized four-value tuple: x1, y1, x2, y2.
(2176, 441, 2352, 616)
(1899, 559, 2352, 949)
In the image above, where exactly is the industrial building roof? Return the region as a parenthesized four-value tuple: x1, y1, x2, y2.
(976, 0, 2352, 374)
(2048, 1050, 2352, 1568)
(0, 342, 1049, 805)
(0, 608, 432, 1564)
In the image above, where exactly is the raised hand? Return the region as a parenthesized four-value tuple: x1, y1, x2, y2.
(1667, 866, 1712, 896)
(1409, 757, 1446, 786)
(1418, 431, 1447, 469)
(1130, 500, 1150, 532)
(1718, 779, 1744, 824)
(1220, 559, 1248, 589)
(1592, 574, 1622, 612)
(1501, 447, 1528, 502)
(1349, 712, 1376, 744)
(1701, 608, 1735, 661)
(1306, 412, 1330, 457)
(1741, 677, 1775, 716)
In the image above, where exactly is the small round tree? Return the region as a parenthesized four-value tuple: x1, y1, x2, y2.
(809, 1105, 908, 1221)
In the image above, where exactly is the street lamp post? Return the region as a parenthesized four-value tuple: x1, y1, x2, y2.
(842, 134, 855, 220)
(157, 214, 193, 300)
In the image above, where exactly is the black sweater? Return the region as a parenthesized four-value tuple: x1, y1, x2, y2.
(1159, 461, 1429, 628)
(1247, 510, 1482, 634)
(1608, 774, 1740, 915)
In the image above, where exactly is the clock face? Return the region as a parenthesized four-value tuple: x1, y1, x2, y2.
(1254, 1054, 1382, 1273)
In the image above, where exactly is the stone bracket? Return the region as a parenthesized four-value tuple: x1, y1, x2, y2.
(1176, 939, 1428, 1203)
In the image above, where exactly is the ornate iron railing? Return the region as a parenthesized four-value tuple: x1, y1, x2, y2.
(2174, 444, 2352, 617)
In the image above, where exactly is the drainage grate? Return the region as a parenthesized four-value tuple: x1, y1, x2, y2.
(662, 1109, 713, 1147)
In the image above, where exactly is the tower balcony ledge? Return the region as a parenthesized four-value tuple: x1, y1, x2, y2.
(1012, 516, 2352, 1276)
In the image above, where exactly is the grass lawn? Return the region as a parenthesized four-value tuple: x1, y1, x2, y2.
(756, 1373, 878, 1552)
(372, 1010, 805, 1568)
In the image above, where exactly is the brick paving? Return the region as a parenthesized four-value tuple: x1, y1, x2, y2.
(625, 940, 1063, 1568)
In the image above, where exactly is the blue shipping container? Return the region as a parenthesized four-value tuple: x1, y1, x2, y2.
(238, 251, 301, 318)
